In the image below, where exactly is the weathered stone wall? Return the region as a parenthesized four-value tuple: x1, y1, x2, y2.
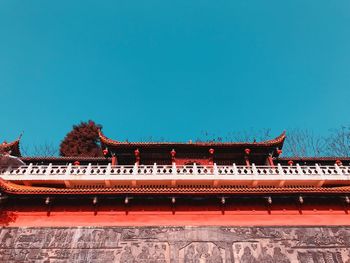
(0, 226, 350, 262)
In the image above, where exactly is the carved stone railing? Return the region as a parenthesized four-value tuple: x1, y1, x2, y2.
(1, 163, 349, 176)
(1, 163, 350, 188)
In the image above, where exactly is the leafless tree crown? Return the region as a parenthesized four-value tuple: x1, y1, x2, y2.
(283, 129, 325, 157)
(21, 143, 58, 157)
(324, 126, 350, 157)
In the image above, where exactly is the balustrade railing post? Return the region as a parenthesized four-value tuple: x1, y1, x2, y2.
(334, 164, 342, 175)
(25, 163, 33, 176)
(153, 163, 157, 175)
(193, 163, 198, 175)
(86, 163, 91, 176)
(232, 163, 238, 175)
(315, 164, 323, 176)
(133, 163, 138, 175)
(276, 164, 286, 187)
(213, 163, 218, 176)
(106, 163, 111, 176)
(65, 164, 72, 177)
(252, 164, 258, 177)
(45, 164, 52, 176)
(277, 163, 284, 176)
(172, 163, 177, 175)
(296, 164, 303, 175)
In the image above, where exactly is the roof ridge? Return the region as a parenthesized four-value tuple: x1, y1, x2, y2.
(98, 130, 286, 147)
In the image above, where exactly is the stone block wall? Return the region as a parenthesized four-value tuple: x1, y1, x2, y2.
(0, 226, 350, 262)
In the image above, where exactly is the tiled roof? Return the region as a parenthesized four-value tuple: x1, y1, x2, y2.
(98, 130, 286, 148)
(20, 156, 110, 162)
(1, 178, 349, 195)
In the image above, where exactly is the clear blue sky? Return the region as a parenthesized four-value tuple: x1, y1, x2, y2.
(1, 0, 350, 150)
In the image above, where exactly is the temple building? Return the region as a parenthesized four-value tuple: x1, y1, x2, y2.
(1, 129, 350, 262)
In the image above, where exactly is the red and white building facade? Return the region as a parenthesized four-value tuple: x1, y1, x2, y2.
(1, 130, 350, 228)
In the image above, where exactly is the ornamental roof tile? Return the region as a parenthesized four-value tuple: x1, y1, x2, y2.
(1, 179, 349, 196)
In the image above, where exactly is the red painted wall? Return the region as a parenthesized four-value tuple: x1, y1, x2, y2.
(2, 203, 350, 227)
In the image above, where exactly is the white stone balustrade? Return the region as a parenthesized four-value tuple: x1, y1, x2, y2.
(0, 163, 350, 188)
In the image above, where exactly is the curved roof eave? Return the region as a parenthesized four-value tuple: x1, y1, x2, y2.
(0, 178, 348, 196)
(0, 136, 21, 157)
(98, 130, 286, 149)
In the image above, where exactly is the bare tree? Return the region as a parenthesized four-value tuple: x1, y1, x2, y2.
(325, 126, 350, 156)
(196, 129, 272, 143)
(20, 143, 58, 157)
(32, 144, 58, 156)
(227, 128, 272, 142)
(283, 129, 325, 157)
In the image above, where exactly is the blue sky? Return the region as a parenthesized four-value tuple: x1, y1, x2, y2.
(1, 0, 350, 150)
